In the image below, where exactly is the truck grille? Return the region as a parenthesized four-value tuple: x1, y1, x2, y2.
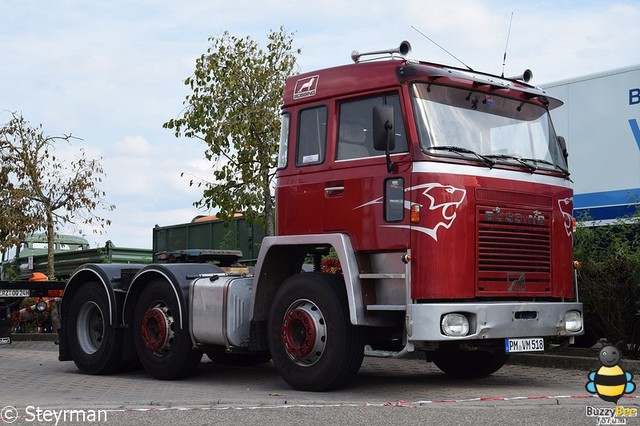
(476, 206, 551, 295)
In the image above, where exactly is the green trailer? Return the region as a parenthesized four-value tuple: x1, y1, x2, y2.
(152, 215, 266, 264)
(1, 235, 152, 281)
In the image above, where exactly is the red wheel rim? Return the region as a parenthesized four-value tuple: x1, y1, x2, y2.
(280, 300, 326, 366)
(141, 306, 172, 354)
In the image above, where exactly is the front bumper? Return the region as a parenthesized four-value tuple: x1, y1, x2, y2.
(407, 301, 583, 341)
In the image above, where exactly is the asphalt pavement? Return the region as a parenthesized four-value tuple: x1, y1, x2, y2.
(2, 338, 640, 425)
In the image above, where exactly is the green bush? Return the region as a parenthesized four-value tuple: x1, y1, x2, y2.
(574, 211, 640, 355)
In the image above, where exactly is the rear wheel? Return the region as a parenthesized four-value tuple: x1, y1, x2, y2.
(67, 282, 123, 374)
(133, 280, 202, 380)
(430, 349, 509, 378)
(268, 273, 364, 391)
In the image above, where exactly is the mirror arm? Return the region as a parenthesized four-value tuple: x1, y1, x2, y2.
(385, 121, 396, 173)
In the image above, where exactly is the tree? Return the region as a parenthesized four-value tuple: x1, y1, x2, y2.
(0, 113, 114, 279)
(0, 165, 35, 250)
(164, 27, 300, 236)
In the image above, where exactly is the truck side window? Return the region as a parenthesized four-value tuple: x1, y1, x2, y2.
(336, 94, 408, 160)
(277, 113, 290, 169)
(296, 106, 327, 166)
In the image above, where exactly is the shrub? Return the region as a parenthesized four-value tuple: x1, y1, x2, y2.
(574, 210, 640, 356)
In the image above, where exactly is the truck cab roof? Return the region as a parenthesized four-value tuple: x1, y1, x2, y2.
(283, 59, 562, 111)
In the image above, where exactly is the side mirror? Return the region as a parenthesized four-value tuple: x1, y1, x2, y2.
(373, 105, 395, 151)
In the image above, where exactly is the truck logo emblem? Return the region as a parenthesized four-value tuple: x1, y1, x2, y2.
(508, 273, 526, 291)
(356, 182, 466, 242)
(293, 75, 319, 100)
(557, 197, 573, 236)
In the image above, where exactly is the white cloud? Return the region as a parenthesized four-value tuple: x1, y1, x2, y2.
(113, 136, 153, 156)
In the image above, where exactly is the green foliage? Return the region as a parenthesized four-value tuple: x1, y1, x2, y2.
(164, 27, 300, 236)
(218, 226, 238, 251)
(574, 210, 640, 355)
(1, 264, 18, 281)
(0, 113, 114, 278)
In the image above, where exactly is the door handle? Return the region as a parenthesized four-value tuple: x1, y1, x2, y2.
(324, 186, 345, 193)
(324, 182, 345, 196)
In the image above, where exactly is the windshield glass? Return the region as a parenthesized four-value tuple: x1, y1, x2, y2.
(411, 83, 567, 173)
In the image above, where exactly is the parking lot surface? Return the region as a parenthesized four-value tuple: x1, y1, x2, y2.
(1, 341, 639, 425)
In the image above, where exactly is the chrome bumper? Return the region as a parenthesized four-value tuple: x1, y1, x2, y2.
(407, 301, 583, 341)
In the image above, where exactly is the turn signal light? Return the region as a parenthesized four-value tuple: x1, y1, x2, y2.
(410, 204, 421, 224)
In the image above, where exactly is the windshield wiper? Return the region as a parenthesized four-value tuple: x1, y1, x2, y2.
(520, 157, 569, 175)
(427, 146, 495, 168)
(484, 154, 537, 173)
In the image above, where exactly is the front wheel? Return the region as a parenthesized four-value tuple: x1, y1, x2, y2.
(268, 272, 364, 391)
(430, 349, 509, 379)
(133, 280, 202, 380)
(66, 282, 123, 374)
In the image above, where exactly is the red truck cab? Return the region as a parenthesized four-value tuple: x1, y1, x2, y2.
(257, 42, 582, 387)
(277, 50, 576, 296)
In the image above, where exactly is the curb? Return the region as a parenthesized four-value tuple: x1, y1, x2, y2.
(508, 352, 640, 373)
(399, 346, 640, 373)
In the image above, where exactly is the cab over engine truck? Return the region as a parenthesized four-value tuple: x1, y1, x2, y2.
(58, 41, 583, 391)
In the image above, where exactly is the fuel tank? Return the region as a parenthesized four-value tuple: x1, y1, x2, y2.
(189, 274, 253, 347)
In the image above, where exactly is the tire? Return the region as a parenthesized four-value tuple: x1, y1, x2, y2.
(430, 349, 509, 379)
(206, 346, 271, 366)
(268, 272, 364, 391)
(133, 279, 202, 380)
(67, 282, 123, 374)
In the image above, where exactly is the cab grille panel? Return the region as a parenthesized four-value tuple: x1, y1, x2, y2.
(477, 206, 551, 295)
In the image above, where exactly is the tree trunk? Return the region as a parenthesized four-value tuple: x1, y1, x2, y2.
(46, 210, 55, 280)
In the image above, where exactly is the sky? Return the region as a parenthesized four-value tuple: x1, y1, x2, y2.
(1, 0, 639, 249)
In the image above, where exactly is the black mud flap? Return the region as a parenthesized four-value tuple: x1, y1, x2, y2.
(0, 303, 11, 345)
(57, 326, 72, 361)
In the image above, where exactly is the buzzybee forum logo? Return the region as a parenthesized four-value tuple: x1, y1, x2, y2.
(585, 345, 638, 424)
(586, 345, 636, 403)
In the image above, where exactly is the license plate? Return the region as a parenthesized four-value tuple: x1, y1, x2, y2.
(0, 337, 10, 345)
(0, 289, 30, 297)
(505, 337, 544, 353)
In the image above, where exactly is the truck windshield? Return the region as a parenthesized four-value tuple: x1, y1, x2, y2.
(411, 83, 568, 173)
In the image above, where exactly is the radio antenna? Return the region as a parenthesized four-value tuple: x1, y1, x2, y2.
(501, 12, 514, 78)
(411, 25, 473, 71)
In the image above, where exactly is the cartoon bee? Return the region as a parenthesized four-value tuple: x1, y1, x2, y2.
(586, 345, 636, 403)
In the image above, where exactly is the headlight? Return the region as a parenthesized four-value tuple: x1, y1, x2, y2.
(564, 310, 583, 332)
(36, 300, 48, 312)
(441, 313, 470, 336)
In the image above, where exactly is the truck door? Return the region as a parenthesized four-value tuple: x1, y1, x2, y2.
(323, 93, 411, 251)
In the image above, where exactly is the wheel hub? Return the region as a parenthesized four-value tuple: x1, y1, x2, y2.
(76, 301, 104, 355)
(141, 305, 174, 355)
(280, 300, 326, 366)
